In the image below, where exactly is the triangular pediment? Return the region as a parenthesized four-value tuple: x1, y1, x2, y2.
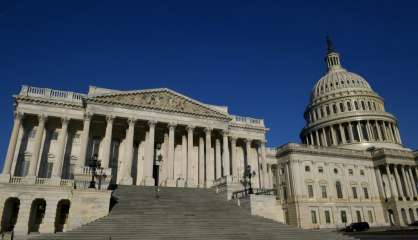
(87, 88, 231, 120)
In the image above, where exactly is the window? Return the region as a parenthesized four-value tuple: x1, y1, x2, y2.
(307, 184, 314, 198)
(363, 187, 369, 199)
(318, 167, 323, 173)
(321, 185, 327, 198)
(334, 168, 338, 174)
(356, 210, 362, 222)
(368, 210, 374, 223)
(336, 181, 343, 199)
(333, 104, 337, 114)
(361, 101, 366, 110)
(360, 170, 365, 175)
(339, 102, 345, 112)
(311, 210, 317, 224)
(348, 169, 354, 175)
(51, 131, 59, 140)
(354, 101, 359, 110)
(29, 129, 37, 138)
(347, 102, 352, 111)
(352, 186, 358, 199)
(326, 105, 330, 115)
(325, 210, 331, 224)
(72, 133, 81, 144)
(341, 211, 347, 223)
(305, 166, 310, 172)
(368, 101, 372, 110)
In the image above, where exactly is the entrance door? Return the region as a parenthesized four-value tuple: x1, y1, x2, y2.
(153, 165, 159, 186)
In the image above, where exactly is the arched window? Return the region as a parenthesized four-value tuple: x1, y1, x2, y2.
(339, 103, 345, 112)
(336, 181, 343, 199)
(361, 101, 366, 110)
(333, 104, 337, 114)
(354, 101, 359, 110)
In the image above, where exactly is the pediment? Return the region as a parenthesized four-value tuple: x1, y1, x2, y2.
(87, 88, 231, 120)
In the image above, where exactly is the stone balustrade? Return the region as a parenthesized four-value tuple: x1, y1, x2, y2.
(231, 115, 265, 127)
(19, 85, 85, 103)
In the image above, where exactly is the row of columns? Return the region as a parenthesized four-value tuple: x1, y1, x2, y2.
(375, 164, 418, 200)
(304, 120, 402, 147)
(2, 112, 268, 189)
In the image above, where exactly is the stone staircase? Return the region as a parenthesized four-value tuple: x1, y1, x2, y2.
(30, 186, 356, 240)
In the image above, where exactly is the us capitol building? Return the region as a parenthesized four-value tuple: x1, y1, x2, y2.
(0, 40, 417, 237)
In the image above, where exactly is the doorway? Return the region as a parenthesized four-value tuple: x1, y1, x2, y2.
(54, 200, 70, 233)
(153, 165, 159, 186)
(1, 198, 20, 232)
(28, 199, 46, 233)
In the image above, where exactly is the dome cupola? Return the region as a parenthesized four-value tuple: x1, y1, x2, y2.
(300, 37, 404, 150)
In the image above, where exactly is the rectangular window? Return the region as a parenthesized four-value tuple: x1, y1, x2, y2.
(356, 210, 362, 222)
(341, 211, 347, 223)
(368, 210, 374, 223)
(363, 187, 369, 199)
(321, 185, 327, 198)
(348, 169, 353, 175)
(308, 184, 314, 198)
(352, 187, 358, 199)
(325, 210, 331, 224)
(311, 210, 317, 224)
(318, 167, 323, 173)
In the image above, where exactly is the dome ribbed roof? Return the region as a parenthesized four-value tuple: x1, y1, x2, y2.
(311, 67, 372, 99)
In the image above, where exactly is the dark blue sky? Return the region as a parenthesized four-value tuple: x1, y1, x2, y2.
(1, 0, 418, 166)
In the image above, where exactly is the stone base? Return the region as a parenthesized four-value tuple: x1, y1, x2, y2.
(166, 179, 177, 187)
(0, 173, 11, 183)
(187, 179, 198, 188)
(176, 178, 185, 187)
(119, 176, 133, 185)
(144, 177, 155, 186)
(50, 177, 62, 185)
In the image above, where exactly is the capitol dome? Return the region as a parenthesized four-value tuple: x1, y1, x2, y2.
(300, 38, 404, 150)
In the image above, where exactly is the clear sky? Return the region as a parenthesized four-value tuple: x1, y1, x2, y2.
(1, 0, 418, 167)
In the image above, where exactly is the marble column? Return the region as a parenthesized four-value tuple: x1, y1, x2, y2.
(222, 131, 230, 177)
(39, 199, 59, 233)
(394, 165, 404, 199)
(309, 133, 314, 146)
(28, 114, 47, 177)
(339, 124, 347, 144)
(395, 126, 402, 144)
(101, 115, 114, 169)
(408, 167, 417, 197)
(166, 123, 176, 187)
(78, 113, 92, 167)
(357, 121, 364, 141)
(260, 142, 267, 189)
(144, 121, 156, 186)
(348, 122, 354, 142)
(186, 126, 196, 187)
(385, 165, 394, 198)
(120, 118, 135, 185)
(205, 128, 214, 187)
(401, 166, 412, 198)
(181, 134, 187, 183)
(215, 137, 221, 179)
(315, 131, 321, 146)
(198, 136, 205, 187)
(2, 111, 23, 175)
(245, 139, 251, 169)
(321, 128, 327, 146)
(230, 137, 237, 179)
(51, 117, 69, 178)
(331, 126, 337, 145)
(405, 167, 415, 198)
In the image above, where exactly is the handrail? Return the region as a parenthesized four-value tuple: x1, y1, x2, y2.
(232, 188, 277, 199)
(19, 85, 85, 103)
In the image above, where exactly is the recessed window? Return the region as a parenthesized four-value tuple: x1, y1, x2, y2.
(341, 211, 347, 223)
(325, 210, 331, 224)
(340, 103, 345, 112)
(363, 187, 369, 199)
(333, 104, 337, 114)
(347, 102, 352, 111)
(321, 185, 327, 198)
(348, 169, 354, 175)
(336, 181, 343, 199)
(307, 184, 314, 198)
(318, 167, 324, 173)
(305, 166, 311, 172)
(334, 168, 338, 174)
(354, 101, 359, 110)
(360, 170, 365, 176)
(311, 210, 317, 224)
(352, 186, 358, 199)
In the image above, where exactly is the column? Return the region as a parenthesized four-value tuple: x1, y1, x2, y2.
(205, 128, 214, 187)
(385, 165, 394, 198)
(181, 134, 187, 184)
(144, 121, 156, 186)
(309, 133, 314, 146)
(230, 137, 237, 179)
(357, 121, 364, 141)
(39, 199, 59, 233)
(78, 113, 92, 167)
(408, 167, 417, 197)
(285, 162, 293, 198)
(101, 115, 114, 169)
(394, 165, 404, 199)
(366, 121, 373, 141)
(339, 124, 347, 144)
(395, 126, 402, 144)
(222, 131, 230, 177)
(120, 118, 135, 185)
(348, 122, 354, 142)
(166, 123, 176, 186)
(331, 126, 337, 145)
(401, 166, 412, 198)
(315, 130, 321, 146)
(198, 136, 205, 187)
(321, 128, 327, 146)
(186, 126, 196, 187)
(260, 142, 267, 189)
(376, 121, 383, 141)
(245, 139, 251, 169)
(51, 117, 69, 178)
(28, 114, 47, 177)
(2, 111, 23, 175)
(215, 137, 221, 179)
